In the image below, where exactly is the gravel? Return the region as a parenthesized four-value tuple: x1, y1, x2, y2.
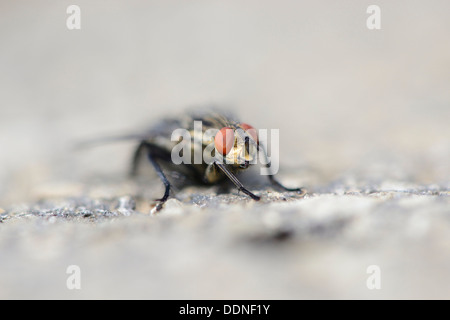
(1, 175, 448, 299)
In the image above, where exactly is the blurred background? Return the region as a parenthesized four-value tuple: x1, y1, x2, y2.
(0, 0, 449, 299)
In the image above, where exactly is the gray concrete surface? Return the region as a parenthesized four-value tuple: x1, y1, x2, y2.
(0, 1, 449, 299)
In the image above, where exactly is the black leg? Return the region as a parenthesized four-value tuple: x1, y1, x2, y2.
(268, 175, 304, 193)
(147, 152, 171, 212)
(258, 144, 305, 194)
(131, 141, 173, 212)
(130, 141, 146, 177)
(214, 162, 260, 201)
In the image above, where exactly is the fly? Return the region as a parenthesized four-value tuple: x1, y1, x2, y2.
(81, 109, 305, 212)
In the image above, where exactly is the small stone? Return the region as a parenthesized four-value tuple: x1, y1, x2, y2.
(115, 196, 136, 216)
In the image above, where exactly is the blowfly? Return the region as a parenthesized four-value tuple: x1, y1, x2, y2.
(83, 109, 305, 211)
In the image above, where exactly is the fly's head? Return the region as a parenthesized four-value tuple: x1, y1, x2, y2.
(214, 123, 259, 170)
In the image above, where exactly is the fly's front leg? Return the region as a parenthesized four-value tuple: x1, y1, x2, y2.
(214, 162, 260, 201)
(258, 144, 305, 194)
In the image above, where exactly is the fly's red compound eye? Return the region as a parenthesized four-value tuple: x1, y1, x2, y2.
(215, 127, 235, 155)
(240, 123, 258, 144)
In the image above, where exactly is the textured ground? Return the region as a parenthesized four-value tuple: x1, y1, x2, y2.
(1, 169, 448, 299)
(1, 1, 449, 299)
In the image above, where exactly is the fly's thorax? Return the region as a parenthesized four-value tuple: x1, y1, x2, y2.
(187, 126, 215, 165)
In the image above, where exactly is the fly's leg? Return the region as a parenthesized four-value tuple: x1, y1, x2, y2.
(268, 174, 304, 193)
(214, 162, 260, 201)
(130, 141, 146, 177)
(131, 141, 172, 212)
(258, 144, 305, 194)
(147, 152, 171, 212)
